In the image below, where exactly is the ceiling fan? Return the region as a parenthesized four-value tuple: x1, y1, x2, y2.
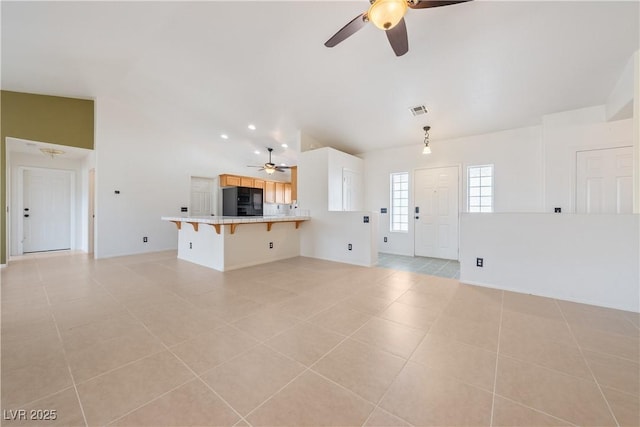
(324, 0, 471, 56)
(247, 148, 292, 175)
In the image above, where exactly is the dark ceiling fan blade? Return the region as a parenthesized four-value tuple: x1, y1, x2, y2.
(408, 0, 471, 10)
(324, 12, 368, 48)
(386, 18, 408, 56)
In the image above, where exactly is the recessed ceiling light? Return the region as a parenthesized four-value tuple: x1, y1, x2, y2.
(254, 150, 261, 155)
(220, 134, 229, 139)
(281, 143, 288, 148)
(248, 124, 256, 130)
(280, 163, 286, 166)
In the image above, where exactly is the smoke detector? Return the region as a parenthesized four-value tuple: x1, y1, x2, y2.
(409, 105, 428, 116)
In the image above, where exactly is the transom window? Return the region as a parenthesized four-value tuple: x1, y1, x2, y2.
(390, 172, 409, 232)
(468, 165, 493, 212)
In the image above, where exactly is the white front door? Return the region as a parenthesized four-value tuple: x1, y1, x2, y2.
(190, 177, 216, 216)
(414, 166, 459, 260)
(576, 146, 632, 214)
(23, 168, 72, 253)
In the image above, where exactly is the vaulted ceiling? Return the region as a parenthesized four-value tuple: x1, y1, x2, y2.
(2, 1, 638, 162)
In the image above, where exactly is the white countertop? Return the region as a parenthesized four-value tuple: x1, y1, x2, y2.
(161, 215, 311, 225)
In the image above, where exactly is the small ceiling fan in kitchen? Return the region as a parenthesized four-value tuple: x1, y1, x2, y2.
(247, 148, 292, 175)
(324, 0, 471, 56)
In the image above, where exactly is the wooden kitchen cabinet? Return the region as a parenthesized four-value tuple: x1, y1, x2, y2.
(284, 183, 292, 204)
(265, 181, 276, 203)
(219, 174, 241, 187)
(220, 174, 293, 204)
(291, 166, 297, 202)
(275, 182, 285, 204)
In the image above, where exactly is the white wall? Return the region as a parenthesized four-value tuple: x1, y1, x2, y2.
(460, 213, 639, 312)
(94, 97, 279, 259)
(361, 126, 543, 256)
(176, 221, 300, 271)
(8, 150, 90, 256)
(542, 107, 633, 212)
(298, 147, 378, 267)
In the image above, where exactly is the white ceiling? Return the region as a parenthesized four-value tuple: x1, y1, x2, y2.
(2, 1, 638, 163)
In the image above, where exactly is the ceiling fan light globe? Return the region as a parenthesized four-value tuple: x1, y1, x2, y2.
(369, 0, 408, 30)
(265, 168, 276, 175)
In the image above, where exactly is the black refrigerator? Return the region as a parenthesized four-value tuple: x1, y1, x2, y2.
(222, 186, 264, 216)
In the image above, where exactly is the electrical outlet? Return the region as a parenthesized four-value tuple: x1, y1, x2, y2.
(348, 243, 352, 251)
(554, 207, 561, 213)
(143, 236, 148, 243)
(269, 242, 273, 249)
(189, 242, 192, 249)
(384, 237, 388, 243)
(181, 207, 188, 212)
(476, 257, 483, 267)
(363, 216, 369, 223)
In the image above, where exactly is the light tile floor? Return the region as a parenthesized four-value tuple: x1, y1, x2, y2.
(377, 253, 460, 279)
(1, 250, 638, 426)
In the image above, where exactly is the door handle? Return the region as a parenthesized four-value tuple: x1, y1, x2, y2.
(415, 216, 419, 220)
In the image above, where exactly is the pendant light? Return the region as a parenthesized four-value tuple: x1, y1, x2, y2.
(422, 126, 431, 155)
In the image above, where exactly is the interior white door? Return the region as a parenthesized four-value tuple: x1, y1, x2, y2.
(23, 168, 72, 253)
(88, 168, 95, 254)
(190, 177, 216, 216)
(342, 168, 358, 211)
(576, 146, 632, 214)
(414, 166, 459, 260)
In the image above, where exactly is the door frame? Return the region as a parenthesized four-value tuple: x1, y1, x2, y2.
(575, 145, 633, 214)
(342, 167, 359, 211)
(13, 166, 76, 255)
(413, 164, 462, 260)
(189, 175, 219, 216)
(89, 168, 96, 254)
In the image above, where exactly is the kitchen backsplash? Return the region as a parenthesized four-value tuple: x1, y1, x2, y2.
(263, 203, 295, 216)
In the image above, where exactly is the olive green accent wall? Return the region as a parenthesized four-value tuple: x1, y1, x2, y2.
(1, 90, 94, 264)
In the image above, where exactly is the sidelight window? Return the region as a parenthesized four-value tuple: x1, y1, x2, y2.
(390, 172, 409, 232)
(468, 165, 493, 212)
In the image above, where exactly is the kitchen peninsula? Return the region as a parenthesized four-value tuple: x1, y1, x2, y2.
(162, 215, 310, 271)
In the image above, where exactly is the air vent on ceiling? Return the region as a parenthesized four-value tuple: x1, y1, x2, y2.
(409, 105, 428, 116)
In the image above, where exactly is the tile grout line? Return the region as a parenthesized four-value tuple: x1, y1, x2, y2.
(14, 254, 624, 426)
(359, 285, 439, 427)
(41, 284, 90, 427)
(96, 281, 253, 427)
(243, 283, 420, 427)
(244, 325, 370, 423)
(104, 377, 195, 426)
(493, 394, 580, 427)
(488, 289, 505, 427)
(98, 258, 399, 426)
(554, 299, 621, 427)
